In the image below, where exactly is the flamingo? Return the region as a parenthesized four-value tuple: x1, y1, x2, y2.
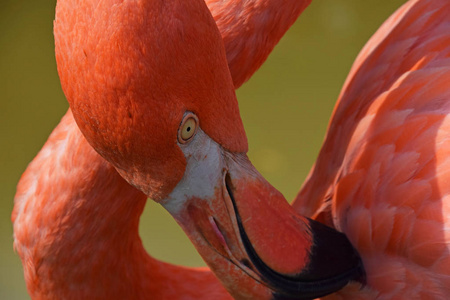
(14, 0, 364, 299)
(13, 0, 450, 299)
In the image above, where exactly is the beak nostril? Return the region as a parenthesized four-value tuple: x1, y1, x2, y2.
(240, 258, 252, 269)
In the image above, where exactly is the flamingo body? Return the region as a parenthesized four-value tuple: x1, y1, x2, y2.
(294, 0, 450, 298)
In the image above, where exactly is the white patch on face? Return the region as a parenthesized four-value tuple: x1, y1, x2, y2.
(161, 128, 224, 215)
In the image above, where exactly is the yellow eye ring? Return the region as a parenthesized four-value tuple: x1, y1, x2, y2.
(178, 113, 198, 143)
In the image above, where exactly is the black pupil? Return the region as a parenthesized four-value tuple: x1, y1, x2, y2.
(186, 126, 191, 132)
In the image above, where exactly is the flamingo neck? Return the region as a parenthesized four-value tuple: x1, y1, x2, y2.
(207, 0, 312, 88)
(13, 111, 228, 299)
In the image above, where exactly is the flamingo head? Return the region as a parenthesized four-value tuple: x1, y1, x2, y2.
(54, 0, 364, 298)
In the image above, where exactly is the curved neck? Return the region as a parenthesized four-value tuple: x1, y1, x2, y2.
(13, 111, 229, 299)
(207, 0, 312, 88)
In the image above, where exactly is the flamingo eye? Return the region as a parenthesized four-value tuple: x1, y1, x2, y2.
(178, 113, 198, 143)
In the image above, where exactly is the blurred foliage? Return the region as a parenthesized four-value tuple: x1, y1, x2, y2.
(0, 0, 405, 298)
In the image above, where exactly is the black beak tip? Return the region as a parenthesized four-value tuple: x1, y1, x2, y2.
(269, 219, 367, 300)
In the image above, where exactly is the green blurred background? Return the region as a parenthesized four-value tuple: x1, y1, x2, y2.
(1, 0, 405, 298)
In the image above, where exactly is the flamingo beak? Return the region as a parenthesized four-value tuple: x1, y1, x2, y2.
(161, 131, 365, 299)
